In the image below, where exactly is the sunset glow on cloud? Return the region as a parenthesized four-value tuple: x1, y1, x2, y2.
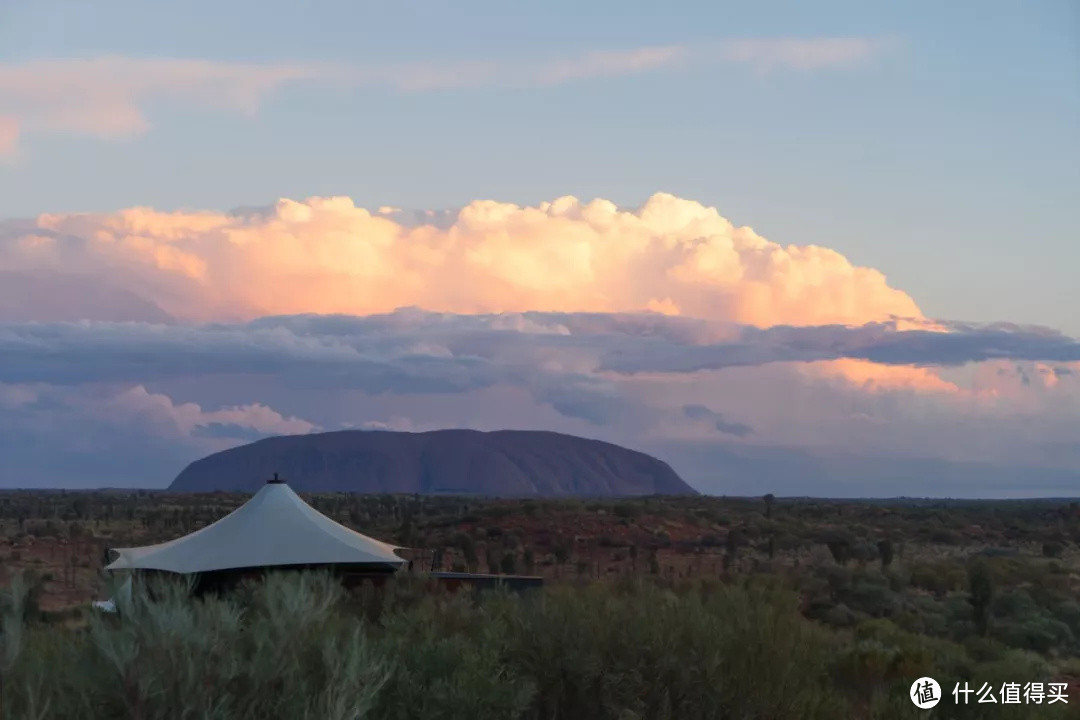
(5, 193, 922, 327)
(2, 189, 1078, 494)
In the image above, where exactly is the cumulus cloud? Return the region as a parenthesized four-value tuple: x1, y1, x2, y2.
(0, 271, 172, 322)
(102, 385, 318, 437)
(0, 382, 318, 486)
(1, 192, 922, 328)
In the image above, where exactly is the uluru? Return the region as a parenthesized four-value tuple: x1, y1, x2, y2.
(168, 429, 697, 497)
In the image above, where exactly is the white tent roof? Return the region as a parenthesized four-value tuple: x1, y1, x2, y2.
(106, 480, 404, 574)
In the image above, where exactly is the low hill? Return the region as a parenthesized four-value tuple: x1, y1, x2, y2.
(168, 429, 697, 497)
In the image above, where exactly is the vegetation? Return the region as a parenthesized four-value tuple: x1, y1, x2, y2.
(0, 570, 1066, 720)
(4, 491, 1080, 717)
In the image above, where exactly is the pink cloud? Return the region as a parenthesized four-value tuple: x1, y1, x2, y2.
(0, 57, 319, 141)
(718, 37, 890, 73)
(0, 116, 18, 156)
(0, 49, 685, 145)
(104, 385, 318, 438)
(8, 192, 922, 329)
(0, 40, 885, 148)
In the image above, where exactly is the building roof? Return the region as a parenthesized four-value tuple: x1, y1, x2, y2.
(105, 480, 404, 574)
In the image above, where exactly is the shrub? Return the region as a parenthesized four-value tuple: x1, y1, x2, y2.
(1042, 541, 1065, 558)
(2, 573, 861, 719)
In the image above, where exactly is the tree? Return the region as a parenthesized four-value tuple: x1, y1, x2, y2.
(968, 559, 995, 637)
(724, 529, 746, 573)
(826, 540, 852, 565)
(822, 531, 855, 565)
(455, 533, 478, 572)
(395, 511, 417, 547)
(553, 542, 571, 578)
(1, 574, 30, 718)
(553, 543, 570, 566)
(877, 539, 894, 569)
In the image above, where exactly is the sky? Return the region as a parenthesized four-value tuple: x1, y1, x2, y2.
(0, 0, 1078, 495)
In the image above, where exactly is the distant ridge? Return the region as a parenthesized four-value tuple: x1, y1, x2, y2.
(169, 429, 698, 497)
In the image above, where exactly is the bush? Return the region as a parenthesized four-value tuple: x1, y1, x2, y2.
(1042, 541, 1065, 558)
(2, 573, 857, 719)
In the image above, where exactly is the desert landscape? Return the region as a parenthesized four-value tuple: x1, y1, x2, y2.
(5, 489, 1080, 717)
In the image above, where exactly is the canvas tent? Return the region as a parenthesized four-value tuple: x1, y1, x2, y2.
(91, 575, 132, 614)
(105, 477, 404, 583)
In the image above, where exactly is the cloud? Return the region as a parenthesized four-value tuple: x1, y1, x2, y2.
(0, 381, 315, 437)
(0, 312, 1077, 492)
(0, 382, 37, 408)
(1, 192, 921, 328)
(682, 404, 754, 436)
(0, 116, 17, 157)
(0, 382, 317, 487)
(0, 271, 172, 322)
(0, 39, 885, 152)
(2, 312, 1078, 393)
(0, 48, 683, 152)
(102, 384, 318, 438)
(0, 57, 321, 147)
(598, 320, 1080, 374)
(717, 37, 890, 73)
(530, 46, 686, 86)
(800, 358, 960, 394)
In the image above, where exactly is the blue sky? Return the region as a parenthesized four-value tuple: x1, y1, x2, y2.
(0, 1, 1078, 493)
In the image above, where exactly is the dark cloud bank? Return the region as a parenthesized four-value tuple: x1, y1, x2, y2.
(1, 309, 1078, 496)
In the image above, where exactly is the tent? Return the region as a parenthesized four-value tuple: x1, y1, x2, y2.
(91, 575, 132, 614)
(105, 477, 404, 585)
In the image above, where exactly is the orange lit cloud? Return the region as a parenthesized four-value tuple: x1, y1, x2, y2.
(971, 360, 1080, 403)
(8, 193, 923, 328)
(804, 358, 960, 394)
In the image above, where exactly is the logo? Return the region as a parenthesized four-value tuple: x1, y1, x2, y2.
(911, 677, 946, 708)
(911, 677, 942, 709)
